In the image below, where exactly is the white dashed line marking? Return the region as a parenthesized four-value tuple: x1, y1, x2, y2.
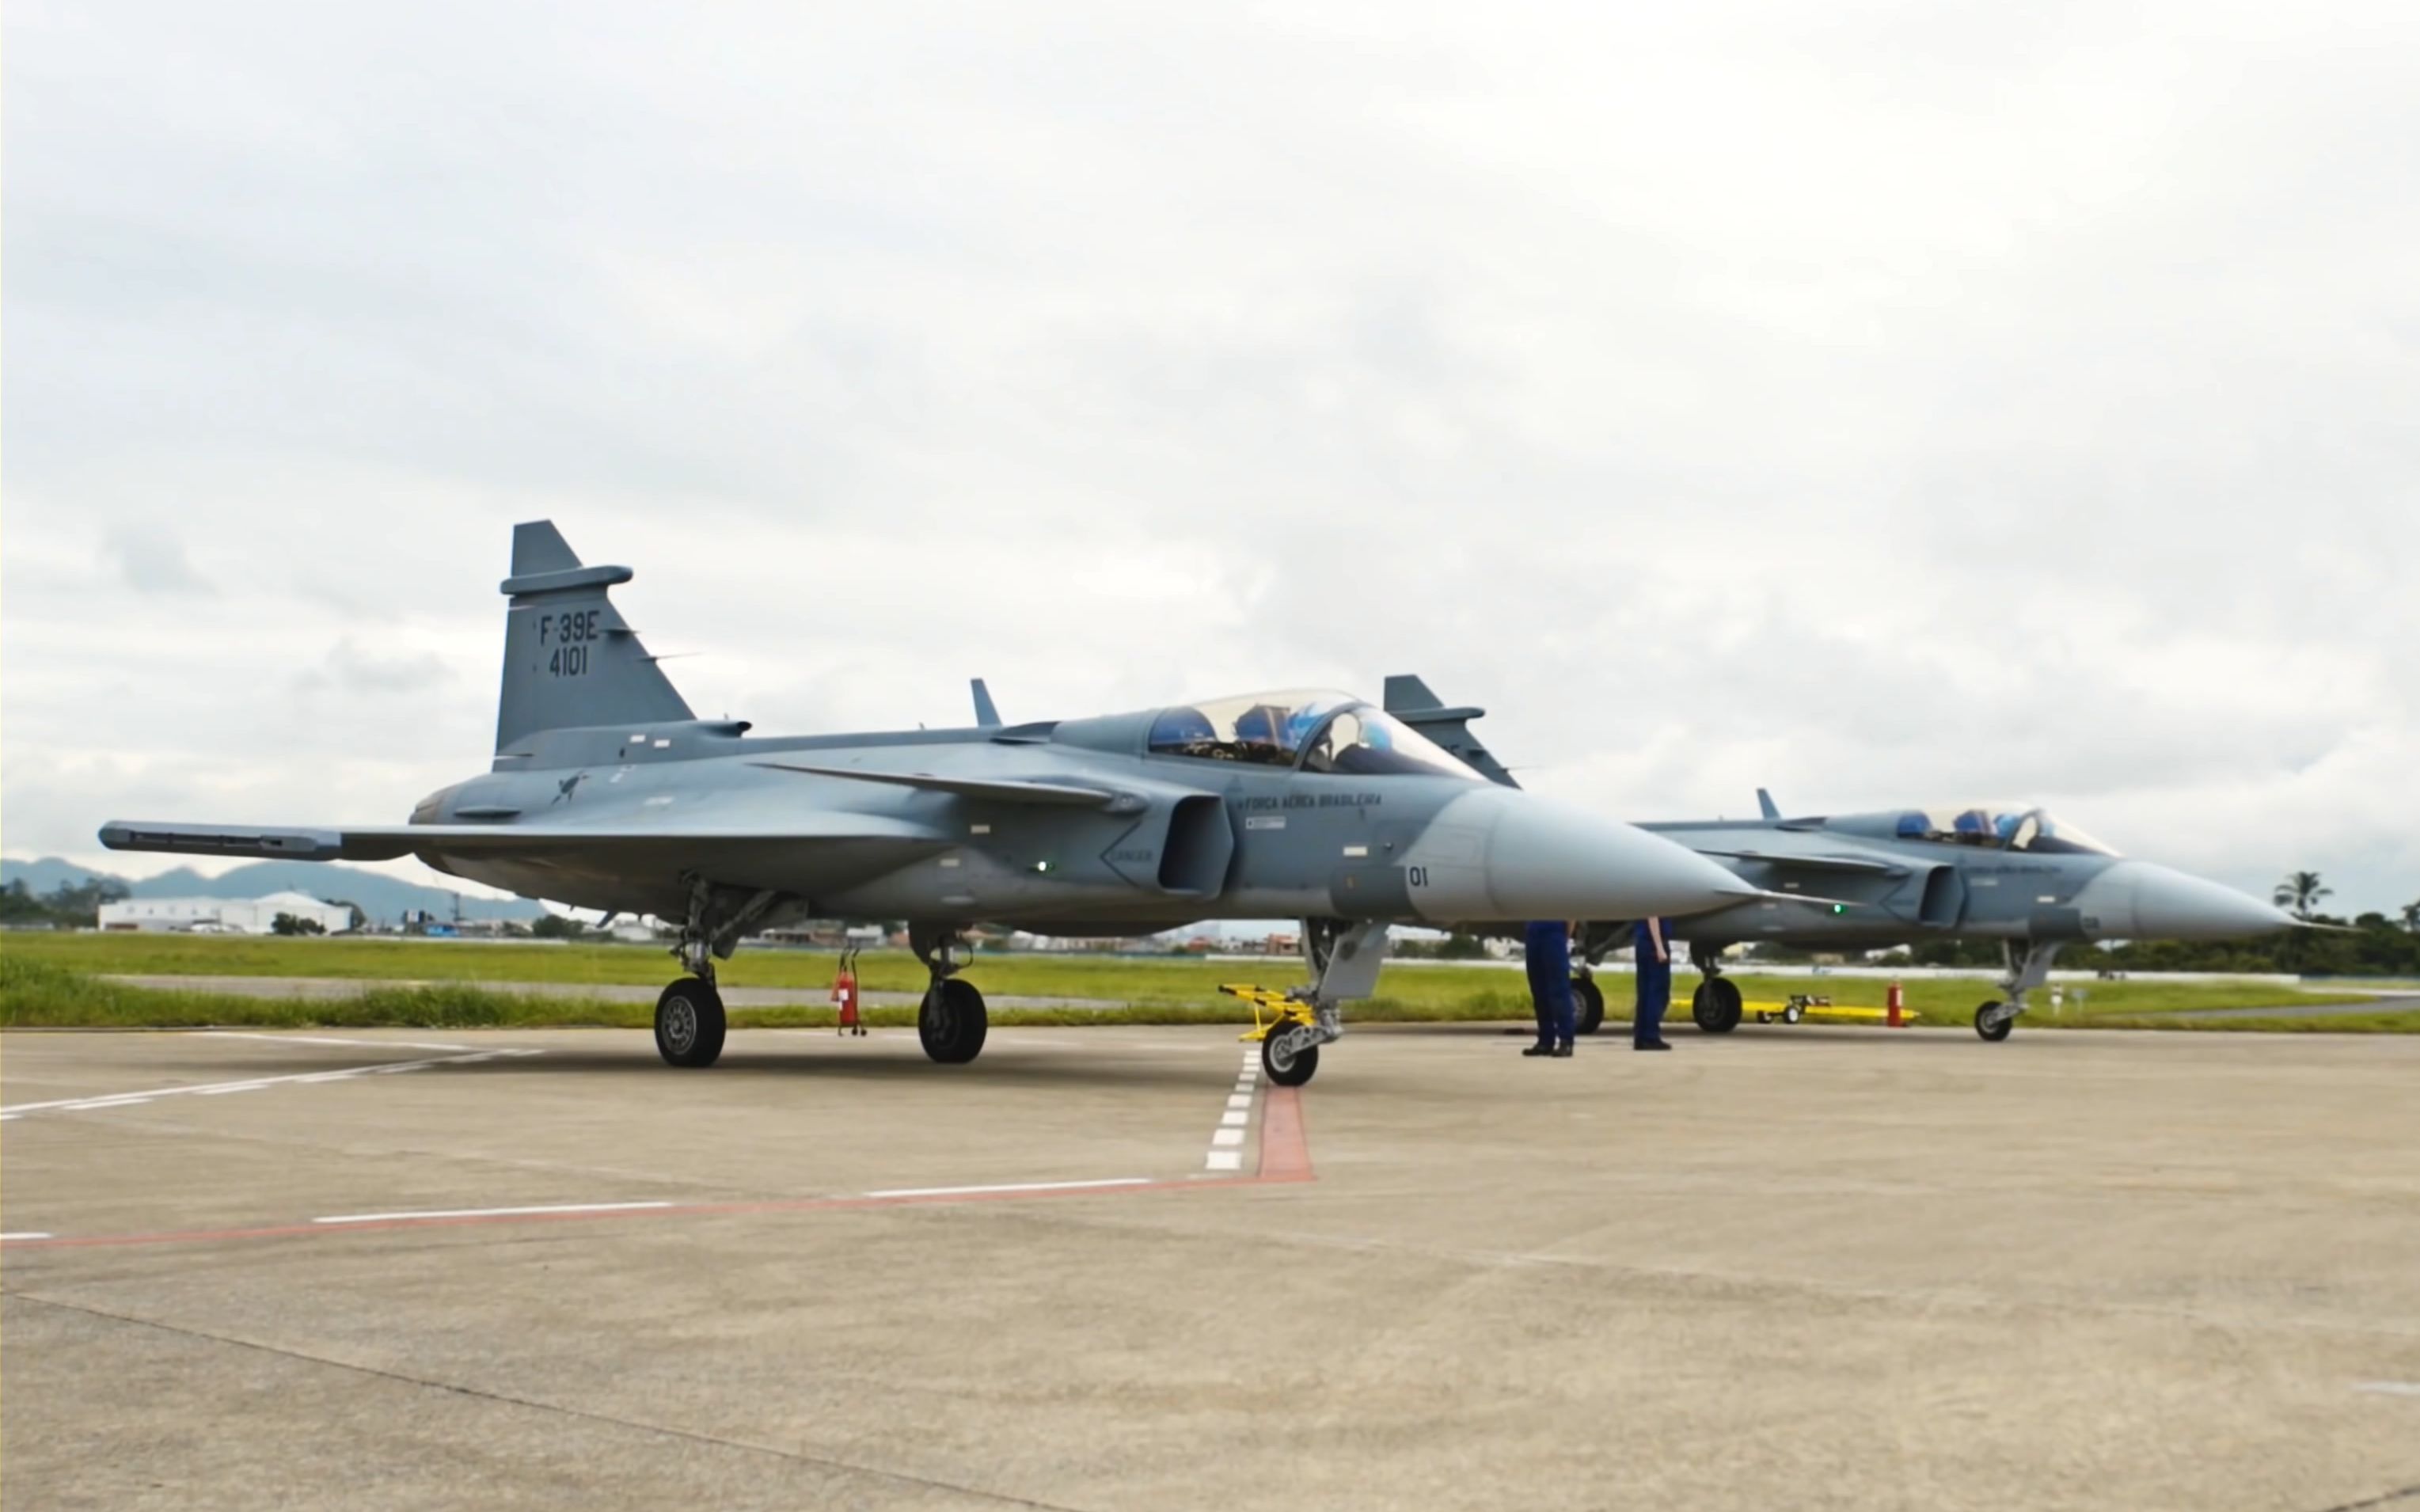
(860, 1178, 1153, 1199)
(0, 1049, 543, 1119)
(315, 1201, 674, 1225)
(1201, 1045, 1266, 1169)
(0, 1233, 53, 1241)
(2357, 1381, 2420, 1396)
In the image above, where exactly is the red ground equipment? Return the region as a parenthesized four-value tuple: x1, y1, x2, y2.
(1886, 979, 1905, 1028)
(834, 945, 865, 1036)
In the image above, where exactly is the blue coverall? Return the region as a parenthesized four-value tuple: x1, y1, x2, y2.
(1634, 916, 1673, 1046)
(1524, 920, 1575, 1050)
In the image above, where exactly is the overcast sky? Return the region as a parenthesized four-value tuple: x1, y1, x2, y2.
(6, 1, 2415, 917)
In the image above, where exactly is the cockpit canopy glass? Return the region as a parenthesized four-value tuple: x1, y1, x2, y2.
(1145, 690, 1483, 781)
(1885, 806, 2120, 857)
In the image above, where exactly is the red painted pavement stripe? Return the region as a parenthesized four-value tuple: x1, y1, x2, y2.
(1258, 1085, 1313, 1182)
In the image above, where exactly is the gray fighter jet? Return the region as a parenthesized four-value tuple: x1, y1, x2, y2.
(97, 523, 1763, 1086)
(1381, 675, 2299, 1042)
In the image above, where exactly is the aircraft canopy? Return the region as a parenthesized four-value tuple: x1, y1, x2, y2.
(1145, 690, 1483, 781)
(1867, 805, 2121, 857)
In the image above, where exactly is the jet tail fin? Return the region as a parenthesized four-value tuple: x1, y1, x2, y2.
(971, 677, 1001, 728)
(1381, 674, 1519, 788)
(494, 521, 694, 752)
(1757, 788, 1781, 821)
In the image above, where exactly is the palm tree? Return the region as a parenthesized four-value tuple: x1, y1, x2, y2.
(2402, 899, 2420, 935)
(2273, 871, 2332, 921)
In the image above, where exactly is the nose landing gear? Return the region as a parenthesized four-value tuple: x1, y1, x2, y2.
(1221, 918, 1391, 1088)
(1689, 941, 1745, 1035)
(1974, 940, 2065, 1042)
(1571, 971, 1607, 1037)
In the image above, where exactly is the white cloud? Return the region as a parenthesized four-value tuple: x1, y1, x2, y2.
(5, 0, 2414, 914)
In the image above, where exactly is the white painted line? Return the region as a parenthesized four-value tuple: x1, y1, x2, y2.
(1226, 1094, 1252, 1109)
(0, 1048, 545, 1117)
(1, 1232, 53, 1241)
(1204, 1151, 1243, 1172)
(203, 1031, 473, 1052)
(1210, 1128, 1245, 1147)
(1220, 1110, 1249, 1126)
(861, 1177, 1154, 1200)
(207, 1025, 477, 1050)
(2357, 1381, 2420, 1396)
(314, 1201, 674, 1225)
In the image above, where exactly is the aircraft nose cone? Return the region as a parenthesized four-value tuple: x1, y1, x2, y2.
(2078, 861, 2299, 940)
(1476, 790, 1753, 921)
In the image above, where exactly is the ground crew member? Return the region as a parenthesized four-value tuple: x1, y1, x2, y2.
(1634, 915, 1673, 1051)
(1523, 919, 1575, 1058)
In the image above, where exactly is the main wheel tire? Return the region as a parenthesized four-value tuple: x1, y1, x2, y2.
(1262, 1026, 1319, 1087)
(1692, 977, 1743, 1034)
(1974, 1000, 2015, 1043)
(1782, 1003, 1805, 1024)
(655, 977, 726, 1067)
(918, 978, 989, 1064)
(1571, 976, 1606, 1037)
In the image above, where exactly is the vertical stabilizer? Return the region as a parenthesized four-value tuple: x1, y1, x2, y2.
(495, 521, 694, 750)
(1757, 788, 1781, 821)
(971, 678, 1002, 728)
(1381, 674, 1519, 788)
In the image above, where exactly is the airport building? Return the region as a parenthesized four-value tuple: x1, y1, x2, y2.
(98, 891, 355, 935)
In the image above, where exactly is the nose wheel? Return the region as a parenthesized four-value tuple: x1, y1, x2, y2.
(1261, 1022, 1320, 1087)
(1692, 976, 1743, 1034)
(1571, 974, 1606, 1037)
(655, 976, 727, 1067)
(1974, 1001, 2016, 1042)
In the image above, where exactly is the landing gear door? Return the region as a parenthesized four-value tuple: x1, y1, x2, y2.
(1918, 865, 1966, 929)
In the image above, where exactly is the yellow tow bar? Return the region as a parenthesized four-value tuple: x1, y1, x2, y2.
(1220, 983, 1316, 1043)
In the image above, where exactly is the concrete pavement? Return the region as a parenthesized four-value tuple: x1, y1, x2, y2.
(4, 1024, 2417, 1510)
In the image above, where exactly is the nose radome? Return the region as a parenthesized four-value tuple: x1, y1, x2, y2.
(2076, 861, 2298, 940)
(1479, 789, 1753, 921)
(2127, 862, 2300, 939)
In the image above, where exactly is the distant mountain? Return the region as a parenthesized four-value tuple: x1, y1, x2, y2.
(2, 857, 546, 924)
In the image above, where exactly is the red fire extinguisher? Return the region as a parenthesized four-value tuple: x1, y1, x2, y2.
(1886, 979, 1905, 1029)
(834, 945, 864, 1036)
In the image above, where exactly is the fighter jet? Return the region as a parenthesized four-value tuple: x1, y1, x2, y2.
(97, 523, 1762, 1086)
(1381, 675, 2300, 1042)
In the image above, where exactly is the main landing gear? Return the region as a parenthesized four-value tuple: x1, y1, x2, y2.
(652, 878, 780, 1069)
(1974, 940, 2065, 1043)
(1689, 943, 1744, 1034)
(910, 923, 988, 1065)
(1249, 917, 1391, 1088)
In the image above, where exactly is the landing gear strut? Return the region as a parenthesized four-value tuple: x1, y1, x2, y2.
(910, 924, 987, 1065)
(1689, 942, 1743, 1034)
(652, 878, 781, 1067)
(1252, 917, 1390, 1088)
(1974, 940, 2064, 1043)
